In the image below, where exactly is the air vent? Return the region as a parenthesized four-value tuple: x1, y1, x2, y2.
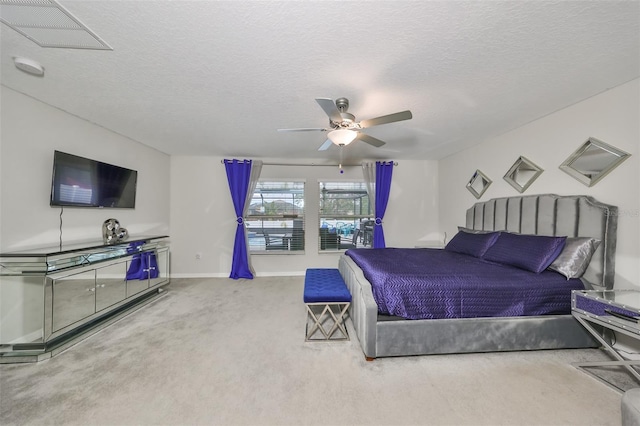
(0, 0, 112, 50)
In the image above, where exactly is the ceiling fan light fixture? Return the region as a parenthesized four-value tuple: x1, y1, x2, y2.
(280, 97, 412, 150)
(328, 129, 357, 146)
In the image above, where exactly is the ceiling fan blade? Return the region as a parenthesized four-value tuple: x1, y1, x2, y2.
(359, 110, 413, 128)
(315, 98, 342, 122)
(357, 133, 386, 148)
(277, 128, 327, 132)
(318, 139, 333, 151)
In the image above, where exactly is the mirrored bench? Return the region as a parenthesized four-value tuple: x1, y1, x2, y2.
(0, 235, 170, 363)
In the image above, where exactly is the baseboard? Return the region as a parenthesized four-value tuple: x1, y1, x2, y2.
(170, 271, 306, 279)
(170, 273, 230, 278)
(255, 271, 305, 277)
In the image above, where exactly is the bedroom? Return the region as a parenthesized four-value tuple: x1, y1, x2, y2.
(0, 0, 637, 281)
(2, 82, 637, 283)
(1, 1, 639, 424)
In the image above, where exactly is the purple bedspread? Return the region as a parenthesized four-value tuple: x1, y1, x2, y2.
(345, 248, 584, 320)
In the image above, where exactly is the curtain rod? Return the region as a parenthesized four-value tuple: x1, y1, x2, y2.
(220, 160, 398, 166)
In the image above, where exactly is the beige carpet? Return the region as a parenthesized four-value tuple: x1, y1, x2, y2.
(0, 277, 625, 425)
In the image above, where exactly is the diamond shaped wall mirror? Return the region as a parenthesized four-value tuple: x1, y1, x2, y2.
(503, 156, 543, 193)
(466, 170, 492, 199)
(559, 137, 631, 187)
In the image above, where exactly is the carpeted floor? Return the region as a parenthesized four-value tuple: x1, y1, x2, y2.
(0, 277, 628, 425)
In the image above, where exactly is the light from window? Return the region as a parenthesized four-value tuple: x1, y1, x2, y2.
(318, 181, 372, 251)
(247, 181, 305, 253)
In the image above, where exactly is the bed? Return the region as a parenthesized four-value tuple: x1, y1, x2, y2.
(338, 194, 617, 359)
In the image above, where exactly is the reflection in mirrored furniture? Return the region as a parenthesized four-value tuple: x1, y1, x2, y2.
(0, 236, 170, 363)
(466, 169, 492, 199)
(503, 156, 544, 193)
(560, 137, 631, 187)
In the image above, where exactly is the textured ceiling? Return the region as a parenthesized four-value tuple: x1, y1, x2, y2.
(1, 1, 638, 163)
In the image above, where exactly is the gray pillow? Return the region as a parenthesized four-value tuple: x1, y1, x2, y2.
(457, 226, 494, 234)
(548, 237, 601, 279)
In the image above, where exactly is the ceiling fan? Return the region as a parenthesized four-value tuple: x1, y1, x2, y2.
(278, 98, 412, 151)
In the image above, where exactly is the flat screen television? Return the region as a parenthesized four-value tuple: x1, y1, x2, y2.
(50, 151, 137, 208)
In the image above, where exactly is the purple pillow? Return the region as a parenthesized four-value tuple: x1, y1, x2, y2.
(482, 232, 567, 273)
(444, 230, 500, 258)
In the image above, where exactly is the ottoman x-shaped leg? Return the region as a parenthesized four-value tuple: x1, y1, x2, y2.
(305, 302, 350, 341)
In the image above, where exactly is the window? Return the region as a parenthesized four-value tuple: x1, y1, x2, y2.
(318, 181, 372, 251)
(246, 181, 305, 253)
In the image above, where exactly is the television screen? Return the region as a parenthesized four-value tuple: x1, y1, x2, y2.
(50, 151, 137, 208)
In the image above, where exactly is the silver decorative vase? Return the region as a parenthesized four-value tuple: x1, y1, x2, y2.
(102, 218, 128, 243)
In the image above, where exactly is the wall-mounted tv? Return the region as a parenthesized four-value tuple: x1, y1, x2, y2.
(50, 151, 137, 208)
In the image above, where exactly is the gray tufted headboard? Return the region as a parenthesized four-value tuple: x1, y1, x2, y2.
(465, 194, 618, 290)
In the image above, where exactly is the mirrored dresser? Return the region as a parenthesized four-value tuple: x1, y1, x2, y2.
(0, 235, 169, 363)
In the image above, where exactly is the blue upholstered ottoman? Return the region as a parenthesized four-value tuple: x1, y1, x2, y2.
(304, 268, 352, 341)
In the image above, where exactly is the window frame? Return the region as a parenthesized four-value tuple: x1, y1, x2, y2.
(246, 180, 306, 254)
(318, 179, 372, 252)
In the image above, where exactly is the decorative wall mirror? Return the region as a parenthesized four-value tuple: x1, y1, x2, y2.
(559, 137, 631, 187)
(503, 156, 543, 193)
(466, 169, 492, 199)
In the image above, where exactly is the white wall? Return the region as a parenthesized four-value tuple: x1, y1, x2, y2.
(439, 79, 640, 289)
(170, 157, 439, 277)
(6, 75, 634, 287)
(0, 86, 170, 251)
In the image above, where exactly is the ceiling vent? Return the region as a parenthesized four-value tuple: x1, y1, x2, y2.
(0, 0, 112, 50)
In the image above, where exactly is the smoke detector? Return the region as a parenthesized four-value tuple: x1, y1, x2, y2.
(13, 57, 44, 76)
